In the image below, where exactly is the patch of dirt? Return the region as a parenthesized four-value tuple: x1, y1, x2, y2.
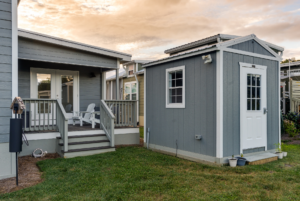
(0, 153, 59, 194)
(285, 164, 294, 168)
(115, 138, 144, 148)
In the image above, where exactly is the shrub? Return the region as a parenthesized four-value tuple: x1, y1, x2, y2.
(283, 112, 300, 129)
(283, 120, 298, 137)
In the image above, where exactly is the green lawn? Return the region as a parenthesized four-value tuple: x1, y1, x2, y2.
(1, 145, 300, 200)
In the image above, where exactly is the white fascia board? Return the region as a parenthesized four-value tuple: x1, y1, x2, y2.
(19, 57, 119, 69)
(12, 0, 18, 102)
(143, 47, 218, 67)
(278, 61, 281, 145)
(18, 29, 132, 61)
(216, 50, 223, 158)
(263, 40, 284, 52)
(221, 47, 281, 61)
(254, 38, 282, 59)
(217, 34, 281, 60)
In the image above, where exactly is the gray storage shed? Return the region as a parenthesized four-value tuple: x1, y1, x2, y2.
(143, 34, 284, 164)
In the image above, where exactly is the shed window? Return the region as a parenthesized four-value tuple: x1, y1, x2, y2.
(128, 66, 134, 75)
(166, 66, 185, 108)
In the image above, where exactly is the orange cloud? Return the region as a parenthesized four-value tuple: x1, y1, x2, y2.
(18, 0, 300, 60)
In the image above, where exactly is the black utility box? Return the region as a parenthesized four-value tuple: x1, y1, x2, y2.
(9, 118, 23, 152)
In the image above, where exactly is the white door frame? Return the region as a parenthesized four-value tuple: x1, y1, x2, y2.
(30, 68, 79, 121)
(240, 62, 268, 153)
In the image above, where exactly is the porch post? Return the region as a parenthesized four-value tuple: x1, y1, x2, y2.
(102, 71, 106, 100)
(116, 59, 120, 100)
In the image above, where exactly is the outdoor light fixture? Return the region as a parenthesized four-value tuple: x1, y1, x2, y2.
(90, 72, 96, 78)
(202, 54, 212, 64)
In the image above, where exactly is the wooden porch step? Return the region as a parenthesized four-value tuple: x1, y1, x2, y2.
(61, 146, 115, 158)
(56, 134, 106, 139)
(58, 140, 109, 146)
(62, 146, 114, 153)
(246, 153, 278, 165)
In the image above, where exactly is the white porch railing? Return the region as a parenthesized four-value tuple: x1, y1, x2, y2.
(22, 98, 69, 152)
(104, 100, 137, 128)
(100, 100, 115, 147)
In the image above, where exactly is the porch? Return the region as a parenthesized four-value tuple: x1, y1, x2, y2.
(16, 29, 136, 158)
(20, 99, 139, 158)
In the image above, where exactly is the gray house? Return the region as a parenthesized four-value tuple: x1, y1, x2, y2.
(1, 2, 139, 180)
(143, 34, 283, 164)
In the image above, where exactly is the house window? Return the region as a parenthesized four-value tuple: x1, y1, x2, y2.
(166, 66, 185, 108)
(128, 66, 134, 76)
(124, 82, 137, 100)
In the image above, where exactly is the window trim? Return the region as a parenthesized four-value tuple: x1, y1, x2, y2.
(128, 65, 134, 76)
(124, 81, 137, 100)
(166, 66, 185, 108)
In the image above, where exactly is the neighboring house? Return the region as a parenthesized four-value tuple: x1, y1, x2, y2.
(0, 2, 140, 180)
(106, 70, 126, 100)
(280, 60, 300, 114)
(106, 60, 151, 126)
(143, 34, 283, 165)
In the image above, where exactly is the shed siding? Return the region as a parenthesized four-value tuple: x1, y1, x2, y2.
(18, 37, 117, 68)
(0, 1, 12, 143)
(223, 52, 279, 157)
(18, 60, 102, 112)
(228, 40, 275, 57)
(146, 53, 217, 157)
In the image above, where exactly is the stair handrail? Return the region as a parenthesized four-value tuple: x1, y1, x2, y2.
(100, 100, 115, 147)
(56, 100, 69, 152)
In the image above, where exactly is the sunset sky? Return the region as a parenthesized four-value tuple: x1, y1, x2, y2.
(18, 0, 300, 62)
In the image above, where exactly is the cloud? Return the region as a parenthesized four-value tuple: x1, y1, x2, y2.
(18, 0, 300, 60)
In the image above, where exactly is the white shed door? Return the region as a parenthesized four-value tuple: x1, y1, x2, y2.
(240, 63, 267, 152)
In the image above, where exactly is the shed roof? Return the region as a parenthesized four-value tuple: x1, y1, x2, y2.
(143, 34, 282, 68)
(18, 29, 132, 63)
(164, 34, 284, 55)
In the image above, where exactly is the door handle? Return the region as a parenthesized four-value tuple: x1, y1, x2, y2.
(264, 108, 268, 114)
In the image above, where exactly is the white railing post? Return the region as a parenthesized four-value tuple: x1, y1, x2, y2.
(110, 118, 115, 147)
(64, 119, 68, 152)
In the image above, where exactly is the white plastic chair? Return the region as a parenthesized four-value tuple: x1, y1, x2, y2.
(72, 103, 100, 128)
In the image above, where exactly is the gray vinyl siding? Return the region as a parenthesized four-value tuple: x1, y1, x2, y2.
(18, 37, 118, 68)
(0, 0, 12, 143)
(146, 52, 217, 157)
(228, 40, 275, 57)
(223, 52, 279, 157)
(18, 60, 102, 112)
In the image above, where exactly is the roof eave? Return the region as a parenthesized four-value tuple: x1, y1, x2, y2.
(18, 29, 132, 61)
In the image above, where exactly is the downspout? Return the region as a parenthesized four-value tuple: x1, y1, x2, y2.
(134, 70, 139, 125)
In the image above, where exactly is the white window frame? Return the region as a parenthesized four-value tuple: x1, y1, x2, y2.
(124, 81, 137, 100)
(166, 66, 185, 108)
(128, 65, 134, 76)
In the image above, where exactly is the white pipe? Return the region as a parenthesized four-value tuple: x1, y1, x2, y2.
(134, 73, 139, 123)
(289, 59, 291, 98)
